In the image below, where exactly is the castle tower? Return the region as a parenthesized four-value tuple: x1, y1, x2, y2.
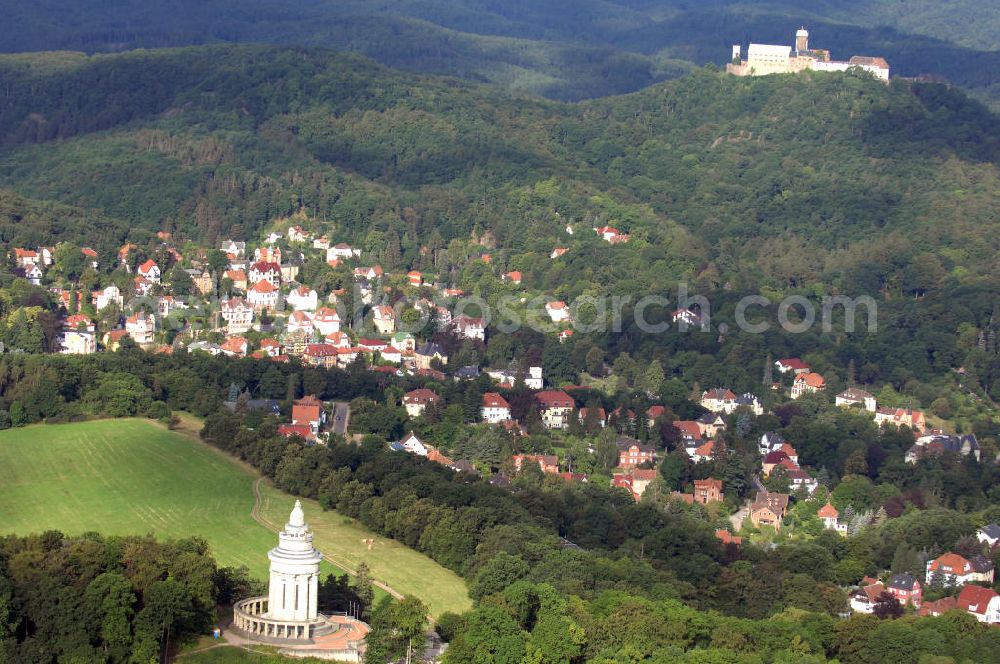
(795, 27, 809, 53)
(266, 500, 322, 622)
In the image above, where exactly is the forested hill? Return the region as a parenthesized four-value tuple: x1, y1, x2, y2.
(1, 45, 999, 299)
(2, 0, 1000, 105)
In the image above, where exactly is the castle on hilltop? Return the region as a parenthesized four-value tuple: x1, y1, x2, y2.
(727, 28, 890, 81)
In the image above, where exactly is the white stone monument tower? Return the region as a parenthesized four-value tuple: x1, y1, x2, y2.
(267, 499, 322, 621)
(232, 500, 333, 641)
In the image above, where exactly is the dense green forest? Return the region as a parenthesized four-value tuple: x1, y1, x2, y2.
(1, 1, 999, 104)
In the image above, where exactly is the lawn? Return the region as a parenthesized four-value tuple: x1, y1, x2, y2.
(0, 419, 470, 617)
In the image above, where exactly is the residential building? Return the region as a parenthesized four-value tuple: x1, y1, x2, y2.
(220, 336, 248, 358)
(791, 372, 826, 399)
(481, 392, 511, 424)
(535, 390, 575, 429)
(817, 502, 848, 535)
(512, 454, 560, 475)
(403, 389, 440, 418)
(836, 387, 877, 411)
(701, 388, 736, 413)
(327, 243, 360, 261)
(287, 286, 318, 311)
(247, 279, 279, 312)
(774, 358, 810, 374)
(302, 343, 339, 369)
(977, 524, 1000, 548)
(849, 582, 885, 614)
(248, 261, 282, 288)
(616, 436, 657, 469)
(876, 407, 927, 434)
(749, 491, 789, 531)
(137, 260, 161, 284)
(92, 285, 123, 311)
(926, 552, 995, 587)
(693, 478, 723, 504)
(124, 313, 156, 344)
(414, 342, 447, 370)
(372, 305, 396, 335)
(905, 433, 979, 464)
(220, 297, 253, 334)
(313, 307, 341, 336)
(545, 301, 571, 324)
(291, 396, 325, 435)
(287, 310, 314, 335)
(452, 315, 486, 341)
(887, 574, 922, 608)
(956, 585, 1000, 624)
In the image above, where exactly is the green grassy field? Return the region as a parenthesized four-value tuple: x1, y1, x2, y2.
(0, 419, 470, 617)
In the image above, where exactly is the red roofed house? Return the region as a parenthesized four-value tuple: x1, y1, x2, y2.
(690, 440, 716, 463)
(224, 269, 248, 291)
(775, 358, 810, 374)
(278, 424, 314, 440)
(956, 584, 1000, 623)
(407, 271, 423, 286)
(220, 336, 248, 358)
(646, 405, 667, 427)
(248, 261, 281, 288)
(291, 396, 324, 435)
(247, 279, 279, 311)
(700, 389, 736, 413)
(503, 271, 522, 285)
(403, 389, 440, 418)
(302, 343, 339, 369)
(452, 315, 486, 341)
(481, 393, 511, 424)
(313, 307, 341, 336)
(818, 502, 847, 535)
(535, 390, 575, 429)
(693, 478, 723, 504)
(791, 372, 826, 399)
(849, 581, 886, 614)
(512, 454, 560, 475)
(927, 552, 994, 587)
(545, 301, 571, 323)
(874, 407, 926, 433)
(137, 260, 161, 284)
(673, 420, 702, 445)
(13, 248, 38, 268)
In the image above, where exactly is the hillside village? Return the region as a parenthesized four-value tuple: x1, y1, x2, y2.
(5, 214, 1000, 624)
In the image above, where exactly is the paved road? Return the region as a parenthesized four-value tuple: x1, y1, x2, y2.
(330, 401, 350, 436)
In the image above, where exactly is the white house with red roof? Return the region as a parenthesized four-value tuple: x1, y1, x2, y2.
(313, 307, 341, 336)
(452, 315, 486, 341)
(286, 286, 318, 311)
(220, 336, 248, 358)
(481, 392, 511, 423)
(700, 388, 736, 413)
(407, 271, 423, 286)
(137, 260, 161, 284)
(503, 271, 522, 285)
(545, 301, 571, 323)
(927, 552, 995, 587)
(248, 280, 279, 311)
(287, 310, 314, 335)
(291, 396, 325, 435)
(124, 312, 156, 345)
(13, 248, 38, 268)
(956, 585, 1000, 623)
(61, 315, 96, 355)
(248, 261, 281, 288)
(775, 358, 810, 374)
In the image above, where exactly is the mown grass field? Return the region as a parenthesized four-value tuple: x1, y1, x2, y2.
(0, 419, 470, 617)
